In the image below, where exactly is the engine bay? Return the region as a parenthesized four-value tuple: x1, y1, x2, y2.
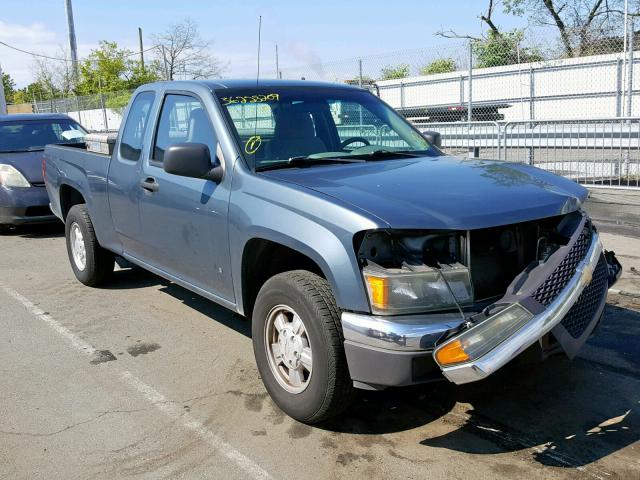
(356, 211, 585, 312)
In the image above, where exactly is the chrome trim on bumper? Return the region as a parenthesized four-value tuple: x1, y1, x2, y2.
(341, 311, 464, 351)
(438, 233, 603, 385)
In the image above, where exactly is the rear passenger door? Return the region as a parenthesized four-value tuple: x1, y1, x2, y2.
(108, 91, 155, 254)
(136, 93, 234, 302)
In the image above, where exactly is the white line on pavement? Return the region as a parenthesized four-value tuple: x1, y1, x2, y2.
(1, 284, 274, 480)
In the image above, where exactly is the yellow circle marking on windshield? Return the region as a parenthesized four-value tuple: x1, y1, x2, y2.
(245, 135, 262, 155)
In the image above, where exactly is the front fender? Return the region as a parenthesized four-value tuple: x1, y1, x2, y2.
(229, 164, 383, 315)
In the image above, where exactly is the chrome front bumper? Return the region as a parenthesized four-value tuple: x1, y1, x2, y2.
(341, 232, 605, 387)
(437, 233, 603, 384)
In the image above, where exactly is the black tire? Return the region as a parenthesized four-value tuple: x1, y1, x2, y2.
(65, 204, 114, 286)
(252, 270, 355, 424)
(0, 225, 10, 235)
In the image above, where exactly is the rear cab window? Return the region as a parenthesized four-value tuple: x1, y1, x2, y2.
(119, 91, 155, 161)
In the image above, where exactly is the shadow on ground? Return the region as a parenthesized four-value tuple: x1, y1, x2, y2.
(321, 299, 639, 470)
(104, 266, 252, 338)
(1, 222, 64, 239)
(79, 260, 640, 472)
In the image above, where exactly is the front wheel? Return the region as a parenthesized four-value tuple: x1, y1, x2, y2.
(252, 270, 355, 424)
(65, 204, 114, 286)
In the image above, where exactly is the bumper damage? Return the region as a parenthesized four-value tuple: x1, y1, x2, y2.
(342, 221, 622, 390)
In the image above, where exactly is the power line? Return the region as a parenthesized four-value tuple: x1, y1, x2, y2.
(0, 40, 70, 62)
(0, 39, 159, 64)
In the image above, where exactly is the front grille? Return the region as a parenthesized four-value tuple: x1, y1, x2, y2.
(533, 226, 593, 306)
(560, 255, 608, 338)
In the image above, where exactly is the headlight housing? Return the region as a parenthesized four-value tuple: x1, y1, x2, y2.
(0, 164, 30, 188)
(363, 264, 473, 314)
(358, 230, 473, 315)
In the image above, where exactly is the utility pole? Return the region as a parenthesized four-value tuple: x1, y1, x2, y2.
(138, 27, 145, 71)
(64, 0, 80, 88)
(275, 44, 279, 79)
(160, 45, 170, 80)
(0, 63, 7, 114)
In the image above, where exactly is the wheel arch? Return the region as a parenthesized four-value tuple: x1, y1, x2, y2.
(59, 183, 87, 220)
(240, 236, 334, 319)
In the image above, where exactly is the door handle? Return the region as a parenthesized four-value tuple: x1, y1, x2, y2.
(140, 177, 159, 193)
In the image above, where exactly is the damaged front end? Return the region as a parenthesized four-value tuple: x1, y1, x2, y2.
(342, 211, 622, 388)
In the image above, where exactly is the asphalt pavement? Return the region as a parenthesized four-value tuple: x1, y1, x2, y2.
(1, 222, 638, 479)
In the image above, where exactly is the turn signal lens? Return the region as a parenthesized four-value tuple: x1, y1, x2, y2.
(366, 276, 388, 308)
(435, 340, 470, 365)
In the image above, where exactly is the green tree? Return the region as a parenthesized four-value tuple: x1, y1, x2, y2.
(105, 90, 134, 112)
(12, 81, 67, 109)
(503, 0, 629, 57)
(2, 70, 16, 103)
(379, 64, 410, 80)
(420, 58, 457, 75)
(435, 1, 544, 66)
(77, 41, 160, 95)
(473, 30, 543, 67)
(14, 81, 60, 103)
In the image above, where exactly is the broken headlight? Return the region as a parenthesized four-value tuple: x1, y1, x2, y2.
(358, 230, 473, 315)
(434, 303, 533, 366)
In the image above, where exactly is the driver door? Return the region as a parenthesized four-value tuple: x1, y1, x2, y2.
(136, 93, 233, 301)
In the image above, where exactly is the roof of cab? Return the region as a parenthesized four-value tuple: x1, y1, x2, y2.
(0, 113, 75, 122)
(140, 78, 364, 92)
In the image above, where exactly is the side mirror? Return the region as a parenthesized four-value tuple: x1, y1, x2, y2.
(163, 143, 223, 183)
(422, 130, 442, 148)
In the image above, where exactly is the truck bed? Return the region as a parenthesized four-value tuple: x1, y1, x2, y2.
(44, 143, 113, 235)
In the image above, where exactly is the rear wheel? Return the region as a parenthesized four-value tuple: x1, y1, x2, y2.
(65, 204, 114, 286)
(0, 225, 10, 235)
(252, 270, 355, 424)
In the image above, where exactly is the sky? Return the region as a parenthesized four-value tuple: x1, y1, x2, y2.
(0, 0, 530, 88)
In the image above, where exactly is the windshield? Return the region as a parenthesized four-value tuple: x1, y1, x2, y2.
(0, 119, 87, 153)
(215, 87, 434, 170)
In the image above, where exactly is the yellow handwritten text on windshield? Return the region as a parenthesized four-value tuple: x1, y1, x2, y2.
(245, 135, 262, 155)
(221, 93, 280, 106)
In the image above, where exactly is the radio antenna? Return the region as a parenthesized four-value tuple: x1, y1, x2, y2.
(251, 15, 263, 156)
(256, 15, 262, 87)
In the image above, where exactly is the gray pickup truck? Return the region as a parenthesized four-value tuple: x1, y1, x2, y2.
(44, 79, 621, 423)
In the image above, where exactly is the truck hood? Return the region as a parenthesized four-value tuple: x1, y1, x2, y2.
(0, 150, 44, 184)
(262, 156, 588, 230)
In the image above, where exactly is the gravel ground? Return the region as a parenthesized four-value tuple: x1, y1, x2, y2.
(0, 223, 638, 480)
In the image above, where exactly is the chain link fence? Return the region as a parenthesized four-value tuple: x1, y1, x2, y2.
(33, 90, 134, 132)
(31, 30, 638, 127)
(277, 34, 637, 123)
(24, 28, 640, 188)
(278, 32, 640, 189)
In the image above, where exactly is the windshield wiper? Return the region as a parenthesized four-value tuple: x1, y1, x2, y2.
(347, 149, 424, 160)
(256, 156, 365, 172)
